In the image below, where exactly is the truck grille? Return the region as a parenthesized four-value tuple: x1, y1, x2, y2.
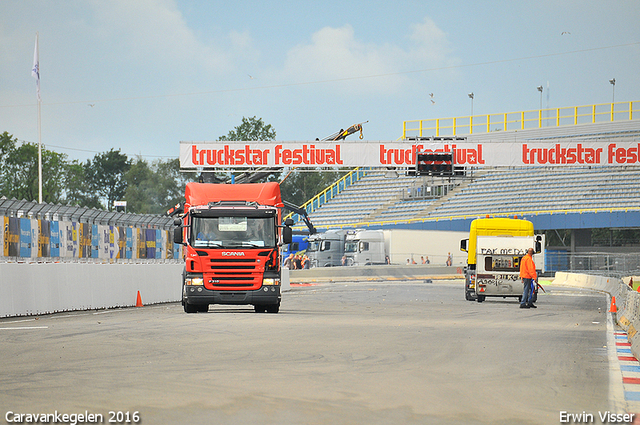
(205, 258, 260, 289)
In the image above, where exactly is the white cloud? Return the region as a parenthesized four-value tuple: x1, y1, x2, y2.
(281, 18, 456, 95)
(89, 0, 233, 77)
(408, 17, 453, 65)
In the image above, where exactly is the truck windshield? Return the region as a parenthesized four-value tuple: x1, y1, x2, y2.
(344, 241, 358, 253)
(190, 216, 276, 248)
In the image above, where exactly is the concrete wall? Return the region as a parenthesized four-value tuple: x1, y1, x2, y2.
(0, 263, 184, 318)
(290, 264, 464, 283)
(383, 229, 467, 266)
(0, 262, 464, 318)
(552, 272, 640, 361)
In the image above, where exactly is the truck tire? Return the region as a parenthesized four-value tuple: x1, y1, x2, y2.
(476, 295, 485, 303)
(465, 291, 475, 301)
(197, 304, 209, 313)
(254, 305, 266, 313)
(265, 303, 280, 313)
(184, 302, 198, 313)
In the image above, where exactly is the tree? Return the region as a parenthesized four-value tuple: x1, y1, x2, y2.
(0, 131, 17, 197)
(85, 149, 131, 210)
(219, 116, 276, 141)
(124, 158, 154, 213)
(200, 116, 279, 184)
(124, 157, 196, 214)
(63, 160, 101, 208)
(0, 132, 67, 203)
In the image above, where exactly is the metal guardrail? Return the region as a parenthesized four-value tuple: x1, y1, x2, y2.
(0, 197, 173, 229)
(0, 196, 180, 263)
(312, 206, 640, 229)
(403, 100, 639, 138)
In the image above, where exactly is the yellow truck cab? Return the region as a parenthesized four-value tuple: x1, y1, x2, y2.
(460, 217, 543, 303)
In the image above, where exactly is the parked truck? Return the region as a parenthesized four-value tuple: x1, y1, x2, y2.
(460, 217, 543, 303)
(281, 233, 309, 266)
(344, 229, 387, 266)
(306, 229, 346, 267)
(174, 182, 293, 313)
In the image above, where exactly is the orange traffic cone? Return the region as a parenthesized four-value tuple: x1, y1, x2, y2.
(609, 296, 617, 313)
(136, 291, 143, 307)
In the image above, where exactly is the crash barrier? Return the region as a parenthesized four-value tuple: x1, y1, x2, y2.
(0, 262, 184, 318)
(552, 272, 640, 360)
(0, 211, 181, 262)
(289, 264, 465, 283)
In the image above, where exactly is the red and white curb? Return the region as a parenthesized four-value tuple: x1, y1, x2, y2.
(608, 303, 640, 422)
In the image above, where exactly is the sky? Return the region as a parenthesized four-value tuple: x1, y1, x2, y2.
(1, 0, 639, 163)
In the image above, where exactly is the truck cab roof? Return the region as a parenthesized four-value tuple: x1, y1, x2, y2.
(185, 182, 283, 208)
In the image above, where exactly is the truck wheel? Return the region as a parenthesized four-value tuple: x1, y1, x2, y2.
(265, 303, 280, 313)
(197, 304, 209, 313)
(254, 305, 266, 313)
(465, 291, 475, 301)
(477, 295, 485, 303)
(184, 302, 198, 313)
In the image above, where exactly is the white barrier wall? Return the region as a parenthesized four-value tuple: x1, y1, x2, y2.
(553, 272, 640, 361)
(0, 263, 184, 318)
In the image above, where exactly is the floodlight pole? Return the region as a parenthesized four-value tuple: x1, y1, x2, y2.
(609, 78, 616, 104)
(537, 86, 543, 111)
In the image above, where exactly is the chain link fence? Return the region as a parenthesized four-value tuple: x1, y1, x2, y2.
(546, 251, 640, 278)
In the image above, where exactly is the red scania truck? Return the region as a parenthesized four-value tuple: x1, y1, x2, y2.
(174, 182, 293, 313)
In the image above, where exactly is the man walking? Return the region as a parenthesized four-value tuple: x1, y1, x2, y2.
(519, 247, 537, 309)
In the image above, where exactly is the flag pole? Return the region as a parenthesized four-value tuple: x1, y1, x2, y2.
(33, 32, 42, 203)
(38, 89, 42, 204)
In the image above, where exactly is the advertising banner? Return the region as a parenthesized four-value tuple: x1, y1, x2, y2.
(145, 229, 156, 259)
(64, 221, 79, 258)
(19, 218, 31, 258)
(4, 217, 19, 257)
(91, 224, 99, 259)
(117, 226, 126, 259)
(156, 229, 162, 259)
(126, 227, 133, 259)
(166, 230, 174, 260)
(50, 220, 60, 257)
(180, 140, 640, 168)
(79, 223, 91, 258)
(38, 220, 50, 258)
(137, 228, 146, 259)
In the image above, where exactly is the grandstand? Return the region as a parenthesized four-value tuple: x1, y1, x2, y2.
(295, 102, 640, 232)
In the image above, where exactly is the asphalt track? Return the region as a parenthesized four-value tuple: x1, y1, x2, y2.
(0, 280, 614, 425)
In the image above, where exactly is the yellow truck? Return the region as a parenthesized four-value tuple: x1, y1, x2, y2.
(460, 217, 543, 303)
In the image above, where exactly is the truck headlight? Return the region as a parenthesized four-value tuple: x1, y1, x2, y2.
(185, 274, 204, 286)
(262, 278, 280, 286)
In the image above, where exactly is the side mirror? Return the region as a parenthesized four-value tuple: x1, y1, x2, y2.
(282, 226, 292, 245)
(173, 228, 183, 245)
(460, 239, 468, 252)
(173, 218, 182, 226)
(284, 218, 294, 227)
(535, 235, 542, 254)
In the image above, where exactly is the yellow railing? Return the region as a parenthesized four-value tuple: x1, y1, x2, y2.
(283, 167, 367, 223)
(312, 206, 640, 230)
(403, 100, 639, 139)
